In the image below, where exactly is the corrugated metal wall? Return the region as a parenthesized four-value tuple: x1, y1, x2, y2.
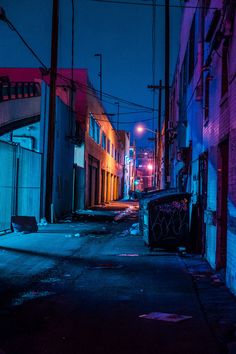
(0, 141, 15, 230)
(0, 141, 41, 231)
(17, 147, 41, 220)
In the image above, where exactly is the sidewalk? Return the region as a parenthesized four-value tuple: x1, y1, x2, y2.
(182, 254, 236, 353)
(73, 200, 138, 221)
(0, 201, 137, 284)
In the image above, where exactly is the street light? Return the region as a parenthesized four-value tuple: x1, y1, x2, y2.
(136, 125, 156, 135)
(147, 163, 153, 171)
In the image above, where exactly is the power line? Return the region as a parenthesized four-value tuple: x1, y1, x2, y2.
(0, 10, 158, 115)
(75, 111, 154, 124)
(4, 17, 48, 71)
(92, 0, 220, 10)
(57, 72, 157, 111)
(93, 110, 152, 115)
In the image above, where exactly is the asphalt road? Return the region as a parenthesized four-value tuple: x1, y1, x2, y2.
(0, 207, 222, 354)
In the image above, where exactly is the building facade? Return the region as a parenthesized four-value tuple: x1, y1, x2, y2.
(0, 68, 127, 225)
(169, 0, 236, 295)
(0, 68, 78, 224)
(82, 84, 125, 208)
(118, 130, 131, 200)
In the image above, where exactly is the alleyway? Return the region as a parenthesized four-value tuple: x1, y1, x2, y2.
(0, 202, 235, 354)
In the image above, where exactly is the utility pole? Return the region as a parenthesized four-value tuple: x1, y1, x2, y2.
(164, 0, 170, 188)
(45, 0, 59, 222)
(158, 79, 162, 189)
(147, 80, 164, 189)
(94, 53, 102, 101)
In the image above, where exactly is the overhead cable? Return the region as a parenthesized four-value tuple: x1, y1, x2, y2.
(57, 72, 157, 112)
(92, 0, 220, 10)
(4, 16, 48, 71)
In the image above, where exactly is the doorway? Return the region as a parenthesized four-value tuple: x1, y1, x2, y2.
(88, 155, 99, 207)
(101, 169, 105, 203)
(198, 152, 208, 254)
(216, 138, 229, 270)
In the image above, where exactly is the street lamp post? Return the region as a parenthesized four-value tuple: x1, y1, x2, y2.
(94, 53, 102, 101)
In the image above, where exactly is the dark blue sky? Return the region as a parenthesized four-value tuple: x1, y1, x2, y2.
(0, 0, 182, 146)
(78, 0, 182, 146)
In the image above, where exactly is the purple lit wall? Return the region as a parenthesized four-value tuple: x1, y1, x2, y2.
(171, 0, 236, 295)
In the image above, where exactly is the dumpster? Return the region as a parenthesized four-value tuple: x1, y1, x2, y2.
(139, 189, 176, 236)
(142, 192, 191, 250)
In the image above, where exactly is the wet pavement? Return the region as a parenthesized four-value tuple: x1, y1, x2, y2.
(0, 201, 235, 353)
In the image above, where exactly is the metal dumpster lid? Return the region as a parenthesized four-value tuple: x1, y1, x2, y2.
(147, 192, 191, 206)
(143, 191, 191, 207)
(140, 188, 177, 206)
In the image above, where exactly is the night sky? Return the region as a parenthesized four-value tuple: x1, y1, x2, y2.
(0, 0, 182, 147)
(78, 0, 182, 146)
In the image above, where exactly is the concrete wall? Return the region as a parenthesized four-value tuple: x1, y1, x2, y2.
(0, 96, 40, 133)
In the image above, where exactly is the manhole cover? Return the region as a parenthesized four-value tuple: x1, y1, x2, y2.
(87, 263, 123, 270)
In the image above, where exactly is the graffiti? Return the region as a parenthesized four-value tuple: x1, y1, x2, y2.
(149, 197, 190, 247)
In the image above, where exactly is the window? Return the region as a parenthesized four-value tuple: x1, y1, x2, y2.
(89, 114, 100, 144)
(111, 144, 114, 158)
(107, 139, 110, 154)
(102, 132, 106, 150)
(221, 41, 229, 97)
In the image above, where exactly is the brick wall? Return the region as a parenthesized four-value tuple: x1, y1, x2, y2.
(171, 0, 236, 294)
(203, 5, 236, 294)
